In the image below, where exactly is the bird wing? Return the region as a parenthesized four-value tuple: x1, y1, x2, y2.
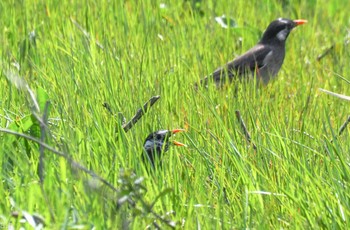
(210, 44, 273, 84)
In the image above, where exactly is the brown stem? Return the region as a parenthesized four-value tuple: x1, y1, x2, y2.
(338, 115, 350, 137)
(317, 44, 335, 61)
(235, 110, 257, 150)
(122, 95, 160, 133)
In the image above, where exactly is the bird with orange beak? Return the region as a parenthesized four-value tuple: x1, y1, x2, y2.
(199, 18, 307, 87)
(142, 129, 186, 168)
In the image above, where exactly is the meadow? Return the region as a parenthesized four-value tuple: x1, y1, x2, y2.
(1, 0, 349, 228)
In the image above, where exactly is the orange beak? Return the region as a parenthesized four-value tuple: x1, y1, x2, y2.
(172, 140, 187, 147)
(293, 19, 308, 26)
(171, 128, 186, 134)
(170, 129, 187, 147)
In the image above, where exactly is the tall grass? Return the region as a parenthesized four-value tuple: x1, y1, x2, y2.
(1, 0, 349, 228)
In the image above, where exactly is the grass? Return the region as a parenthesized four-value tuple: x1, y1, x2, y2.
(1, 0, 350, 228)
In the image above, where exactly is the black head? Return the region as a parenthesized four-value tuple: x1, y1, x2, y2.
(142, 129, 185, 168)
(259, 18, 307, 44)
(143, 130, 172, 156)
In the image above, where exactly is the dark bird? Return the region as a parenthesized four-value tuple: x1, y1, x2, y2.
(142, 129, 186, 168)
(199, 18, 307, 87)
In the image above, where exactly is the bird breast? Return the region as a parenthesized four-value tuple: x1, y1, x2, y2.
(258, 49, 285, 84)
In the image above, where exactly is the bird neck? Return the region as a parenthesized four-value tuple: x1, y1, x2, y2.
(259, 37, 286, 47)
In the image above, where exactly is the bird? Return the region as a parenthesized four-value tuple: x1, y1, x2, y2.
(198, 18, 307, 87)
(142, 129, 186, 169)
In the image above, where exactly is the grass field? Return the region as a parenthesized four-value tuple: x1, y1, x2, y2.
(1, 0, 350, 228)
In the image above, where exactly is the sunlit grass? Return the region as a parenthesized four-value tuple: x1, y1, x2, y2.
(1, 0, 349, 228)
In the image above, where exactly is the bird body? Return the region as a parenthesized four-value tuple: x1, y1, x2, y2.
(199, 18, 307, 87)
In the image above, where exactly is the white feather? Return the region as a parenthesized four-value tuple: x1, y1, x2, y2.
(277, 29, 288, 41)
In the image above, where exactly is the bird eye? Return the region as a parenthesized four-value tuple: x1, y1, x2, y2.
(156, 134, 162, 140)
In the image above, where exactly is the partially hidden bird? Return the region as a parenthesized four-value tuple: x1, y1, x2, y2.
(199, 18, 307, 87)
(142, 129, 186, 169)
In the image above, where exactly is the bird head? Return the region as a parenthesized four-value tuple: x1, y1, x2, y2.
(142, 129, 186, 167)
(260, 18, 307, 44)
